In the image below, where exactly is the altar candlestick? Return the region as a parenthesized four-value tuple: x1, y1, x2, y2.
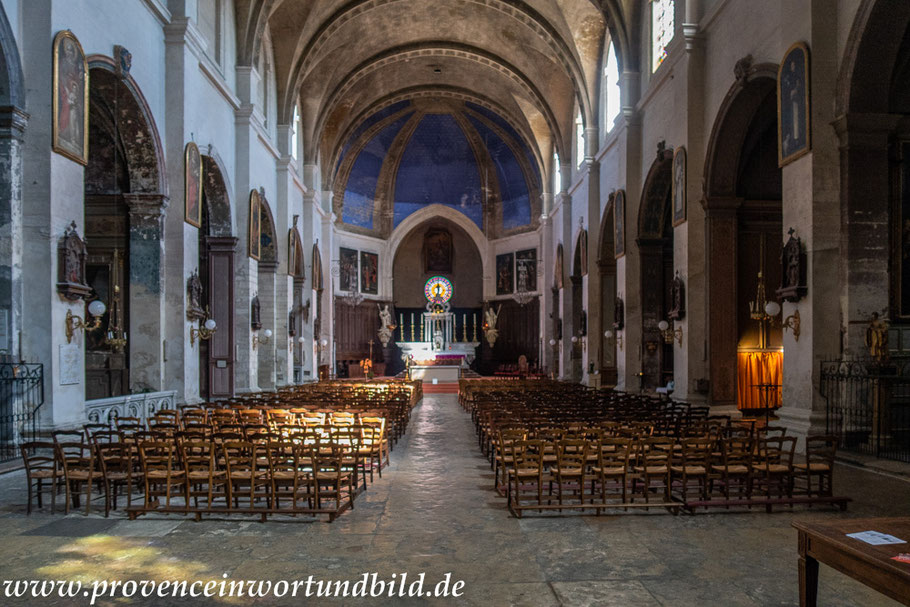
(410, 313, 415, 342)
(463, 313, 467, 342)
(400, 313, 404, 341)
(472, 313, 477, 342)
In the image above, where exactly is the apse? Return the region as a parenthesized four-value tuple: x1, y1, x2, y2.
(334, 100, 539, 236)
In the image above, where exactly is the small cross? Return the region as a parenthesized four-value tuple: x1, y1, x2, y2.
(788, 227, 795, 237)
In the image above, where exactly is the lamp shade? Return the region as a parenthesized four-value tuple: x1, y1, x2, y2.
(658, 320, 669, 331)
(87, 300, 106, 317)
(548, 338, 557, 346)
(203, 318, 217, 331)
(571, 335, 579, 343)
(263, 329, 273, 338)
(764, 301, 781, 317)
(297, 337, 305, 344)
(604, 330, 613, 339)
(320, 339, 328, 347)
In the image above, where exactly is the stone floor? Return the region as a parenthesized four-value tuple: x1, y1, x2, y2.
(1, 394, 909, 606)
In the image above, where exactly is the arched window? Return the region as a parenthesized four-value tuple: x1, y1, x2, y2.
(291, 103, 300, 161)
(553, 151, 562, 194)
(651, 0, 675, 72)
(603, 42, 620, 134)
(197, 0, 223, 67)
(575, 111, 585, 167)
(258, 29, 274, 129)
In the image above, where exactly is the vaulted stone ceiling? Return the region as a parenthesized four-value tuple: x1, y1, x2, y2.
(235, 0, 638, 188)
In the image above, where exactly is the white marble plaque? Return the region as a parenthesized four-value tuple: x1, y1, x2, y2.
(59, 343, 81, 385)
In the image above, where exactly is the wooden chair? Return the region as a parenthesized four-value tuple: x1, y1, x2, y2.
(95, 442, 135, 516)
(266, 440, 309, 512)
(631, 437, 673, 504)
(222, 441, 271, 510)
(670, 437, 714, 504)
(311, 445, 355, 517)
(711, 436, 753, 504)
(794, 435, 837, 497)
(83, 423, 111, 442)
(593, 437, 632, 508)
(180, 440, 225, 512)
(20, 441, 61, 514)
(506, 439, 546, 515)
(138, 441, 185, 510)
(753, 436, 797, 503)
(55, 442, 103, 515)
(554, 439, 589, 508)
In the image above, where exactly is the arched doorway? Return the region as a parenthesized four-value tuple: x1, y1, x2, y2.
(256, 194, 278, 389)
(704, 66, 783, 410)
(837, 0, 910, 352)
(570, 230, 587, 381)
(198, 153, 235, 400)
(599, 195, 617, 384)
(288, 223, 305, 383)
(83, 61, 166, 398)
(638, 147, 675, 391)
(390, 218, 484, 374)
(312, 243, 325, 379)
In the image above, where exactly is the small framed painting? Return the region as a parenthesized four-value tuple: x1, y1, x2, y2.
(339, 247, 358, 292)
(614, 190, 626, 259)
(778, 42, 811, 167)
(249, 189, 261, 260)
(52, 30, 89, 165)
(672, 146, 687, 227)
(184, 142, 203, 228)
(496, 252, 514, 295)
(361, 251, 378, 294)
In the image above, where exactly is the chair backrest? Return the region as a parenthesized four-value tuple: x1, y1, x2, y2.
(115, 416, 142, 429)
(139, 441, 181, 475)
(20, 441, 57, 475)
(719, 436, 753, 467)
(90, 430, 123, 445)
(180, 440, 216, 475)
(55, 441, 94, 474)
(556, 439, 588, 469)
(52, 430, 84, 444)
(755, 436, 796, 466)
(95, 442, 134, 476)
(805, 435, 837, 465)
(598, 437, 632, 468)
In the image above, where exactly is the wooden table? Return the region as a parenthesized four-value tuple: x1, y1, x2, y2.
(793, 518, 910, 606)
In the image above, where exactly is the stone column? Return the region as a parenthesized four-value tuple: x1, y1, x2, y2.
(0, 106, 27, 358)
(585, 157, 601, 384)
(538, 207, 554, 374)
(124, 193, 168, 392)
(558, 186, 573, 380)
(257, 260, 278, 390)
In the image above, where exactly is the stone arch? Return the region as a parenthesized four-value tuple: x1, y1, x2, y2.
(637, 147, 675, 390)
(702, 66, 783, 407)
(257, 194, 278, 264)
(598, 193, 617, 378)
(201, 150, 234, 237)
(386, 204, 491, 294)
(86, 58, 167, 196)
(835, 0, 910, 353)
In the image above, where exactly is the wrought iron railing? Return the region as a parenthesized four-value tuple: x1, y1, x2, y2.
(0, 359, 44, 464)
(820, 359, 910, 463)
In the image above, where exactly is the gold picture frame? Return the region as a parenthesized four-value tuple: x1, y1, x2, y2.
(52, 30, 89, 165)
(672, 147, 687, 227)
(614, 190, 626, 259)
(184, 142, 202, 228)
(777, 41, 811, 167)
(249, 189, 261, 260)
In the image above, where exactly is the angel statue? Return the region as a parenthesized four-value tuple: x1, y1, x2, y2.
(484, 303, 502, 348)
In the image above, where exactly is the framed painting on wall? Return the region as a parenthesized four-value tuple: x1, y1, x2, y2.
(496, 252, 514, 295)
(52, 30, 89, 165)
(555, 244, 564, 290)
(672, 146, 687, 227)
(423, 228, 453, 273)
(778, 41, 811, 167)
(184, 142, 202, 228)
(516, 249, 537, 292)
(248, 189, 261, 260)
(361, 251, 378, 294)
(614, 190, 626, 258)
(339, 247, 358, 292)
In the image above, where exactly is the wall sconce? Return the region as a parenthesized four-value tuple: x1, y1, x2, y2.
(604, 329, 623, 350)
(548, 338, 558, 350)
(252, 328, 272, 350)
(763, 301, 800, 341)
(190, 307, 217, 346)
(65, 300, 106, 343)
(571, 333, 586, 352)
(657, 320, 683, 347)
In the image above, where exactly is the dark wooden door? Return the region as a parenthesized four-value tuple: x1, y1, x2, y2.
(205, 237, 236, 398)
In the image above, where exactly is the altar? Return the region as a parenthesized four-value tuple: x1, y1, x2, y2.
(396, 276, 480, 381)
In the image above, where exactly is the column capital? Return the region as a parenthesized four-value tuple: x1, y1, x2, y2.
(258, 260, 279, 274)
(0, 106, 29, 141)
(124, 193, 169, 226)
(833, 113, 902, 149)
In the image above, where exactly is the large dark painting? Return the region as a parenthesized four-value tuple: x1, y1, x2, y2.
(496, 252, 514, 295)
(248, 189, 261, 260)
(555, 244, 564, 290)
(778, 42, 811, 167)
(52, 30, 88, 165)
(339, 247, 358, 292)
(672, 147, 687, 227)
(516, 249, 537, 292)
(184, 142, 202, 228)
(360, 251, 378, 295)
(614, 190, 626, 258)
(423, 228, 453, 273)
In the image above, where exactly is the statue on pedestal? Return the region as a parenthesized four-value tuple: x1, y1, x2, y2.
(377, 303, 396, 347)
(484, 303, 501, 348)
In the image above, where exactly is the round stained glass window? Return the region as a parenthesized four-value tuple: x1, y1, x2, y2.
(424, 276, 453, 303)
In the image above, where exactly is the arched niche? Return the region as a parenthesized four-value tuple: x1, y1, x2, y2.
(836, 0, 910, 353)
(637, 147, 675, 391)
(199, 150, 236, 399)
(703, 67, 783, 409)
(598, 194, 616, 383)
(569, 228, 587, 381)
(83, 59, 167, 397)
